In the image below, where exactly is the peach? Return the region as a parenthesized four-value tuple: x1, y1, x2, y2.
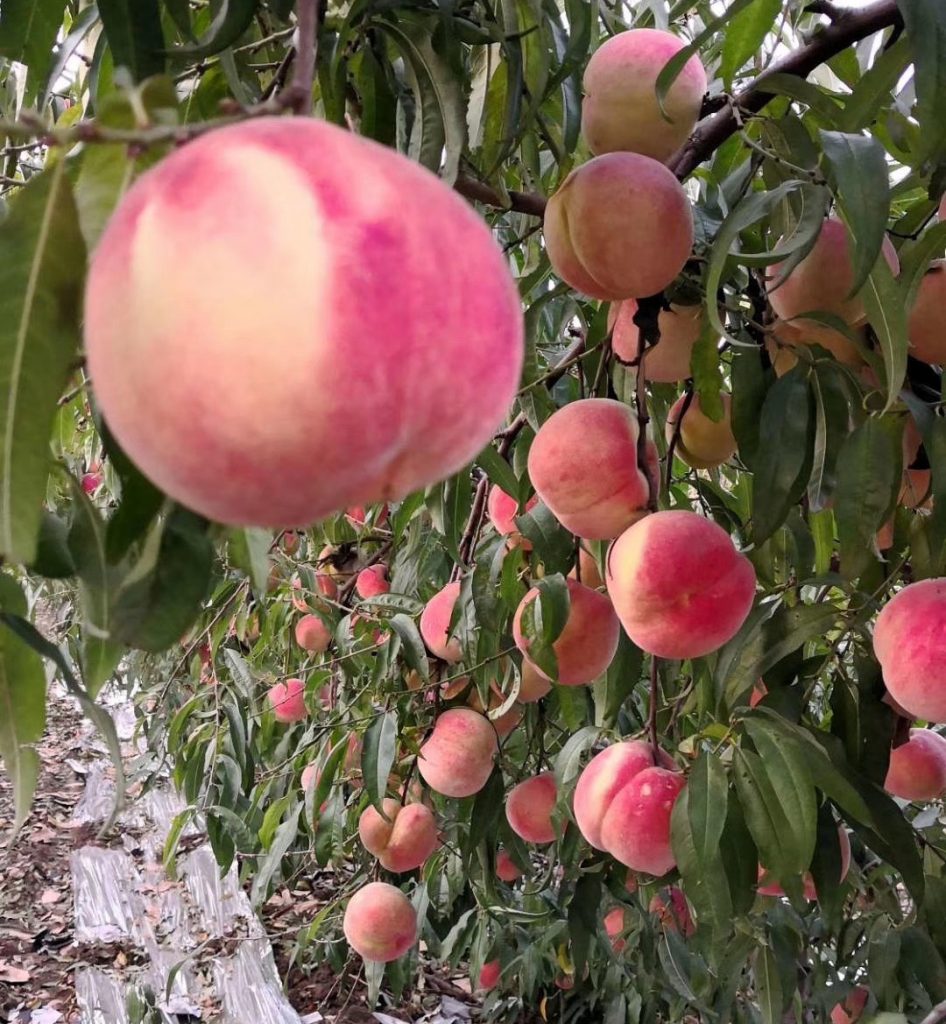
(598, 767, 686, 875)
(527, 398, 657, 539)
(603, 907, 627, 953)
(581, 29, 707, 162)
(885, 729, 946, 800)
(301, 763, 319, 791)
(900, 468, 932, 509)
(570, 545, 604, 590)
(831, 987, 868, 1024)
(477, 959, 501, 992)
(766, 217, 899, 326)
(505, 773, 559, 844)
(518, 659, 552, 703)
(442, 677, 522, 738)
(356, 564, 389, 598)
(295, 614, 331, 653)
(358, 797, 439, 872)
(343, 881, 417, 962)
(757, 826, 851, 900)
(346, 506, 367, 527)
(873, 579, 946, 722)
(495, 848, 523, 882)
(908, 261, 946, 365)
(765, 320, 866, 375)
(281, 530, 300, 555)
(606, 510, 756, 659)
(267, 678, 307, 723)
(649, 887, 694, 936)
(665, 392, 737, 470)
(487, 486, 538, 549)
(610, 301, 707, 382)
(544, 153, 693, 300)
(420, 581, 463, 663)
(513, 578, 620, 686)
(417, 708, 498, 798)
(85, 117, 523, 528)
(749, 680, 767, 708)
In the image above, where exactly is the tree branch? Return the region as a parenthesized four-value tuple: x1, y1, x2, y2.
(284, 0, 318, 115)
(454, 173, 548, 218)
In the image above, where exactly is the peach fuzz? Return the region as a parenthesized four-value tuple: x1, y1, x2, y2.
(766, 217, 899, 326)
(765, 320, 866, 376)
(267, 678, 307, 723)
(665, 392, 737, 470)
(527, 399, 657, 540)
(908, 261, 946, 365)
(487, 485, 538, 549)
(477, 960, 502, 992)
(885, 729, 946, 801)
(295, 614, 331, 653)
(603, 907, 627, 953)
(606, 510, 756, 659)
(356, 564, 389, 598)
(598, 767, 686, 875)
(544, 153, 693, 300)
(573, 740, 673, 850)
(495, 848, 523, 882)
(417, 708, 498, 798)
(757, 826, 851, 900)
(581, 29, 706, 162)
(358, 798, 439, 872)
(610, 301, 708, 382)
(513, 578, 620, 686)
(518, 659, 552, 703)
(873, 578, 946, 722)
(505, 773, 559, 844)
(649, 887, 694, 936)
(420, 581, 463, 663)
(84, 117, 524, 528)
(343, 881, 417, 963)
(831, 987, 868, 1024)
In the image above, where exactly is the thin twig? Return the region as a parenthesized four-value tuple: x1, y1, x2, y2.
(664, 382, 693, 497)
(286, 0, 318, 115)
(648, 656, 660, 759)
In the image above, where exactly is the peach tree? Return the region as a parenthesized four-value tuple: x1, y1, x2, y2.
(1, 0, 946, 1020)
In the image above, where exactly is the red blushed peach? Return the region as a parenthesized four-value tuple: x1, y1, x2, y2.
(610, 301, 708, 383)
(518, 660, 552, 703)
(765, 320, 866, 376)
(606, 510, 756, 659)
(85, 118, 524, 529)
(603, 907, 627, 953)
(900, 467, 932, 510)
(569, 545, 604, 591)
(544, 153, 694, 300)
(527, 398, 657, 539)
(487, 486, 538, 550)
(513, 578, 620, 686)
(766, 217, 899, 327)
(343, 881, 417, 963)
(757, 827, 851, 900)
(885, 729, 946, 801)
(573, 740, 673, 850)
(301, 763, 319, 791)
(477, 959, 501, 992)
(831, 987, 868, 1024)
(749, 680, 768, 708)
(358, 798, 439, 872)
(505, 773, 559, 844)
(599, 767, 686, 875)
(495, 848, 523, 882)
(417, 708, 498, 798)
(581, 29, 706, 162)
(295, 614, 331, 653)
(876, 518, 895, 552)
(649, 887, 694, 936)
(665, 392, 737, 470)
(442, 678, 522, 738)
(356, 564, 389, 598)
(908, 261, 946, 366)
(874, 578, 946, 722)
(420, 581, 463, 663)
(267, 678, 308, 723)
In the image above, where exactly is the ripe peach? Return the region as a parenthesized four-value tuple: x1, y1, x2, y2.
(477, 959, 501, 992)
(610, 301, 707, 382)
(495, 848, 523, 882)
(343, 881, 417, 963)
(487, 486, 538, 549)
(420, 581, 463, 663)
(766, 217, 899, 326)
(356, 564, 389, 598)
(649, 887, 694, 936)
(544, 153, 693, 300)
(301, 763, 319, 791)
(358, 797, 439, 872)
(513, 578, 620, 686)
(665, 392, 737, 470)
(281, 530, 300, 555)
(295, 614, 331, 653)
(749, 680, 768, 708)
(598, 767, 686, 875)
(417, 708, 498, 798)
(873, 579, 946, 722)
(527, 398, 657, 539)
(606, 510, 756, 659)
(570, 545, 604, 591)
(885, 729, 946, 801)
(757, 826, 851, 900)
(518, 659, 552, 703)
(908, 261, 946, 365)
(603, 907, 627, 953)
(831, 986, 868, 1024)
(765, 320, 866, 375)
(505, 773, 559, 844)
(581, 29, 707, 162)
(85, 118, 524, 528)
(442, 677, 521, 738)
(267, 678, 307, 723)
(900, 467, 932, 510)
(346, 506, 367, 527)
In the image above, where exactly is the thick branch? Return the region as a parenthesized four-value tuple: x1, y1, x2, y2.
(284, 0, 318, 115)
(454, 173, 548, 218)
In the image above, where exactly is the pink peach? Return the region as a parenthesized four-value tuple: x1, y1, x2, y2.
(831, 986, 868, 1024)
(505, 773, 559, 844)
(665, 392, 737, 470)
(420, 581, 463, 663)
(757, 826, 851, 900)
(495, 849, 523, 882)
(603, 907, 627, 953)
(343, 881, 417, 962)
(885, 729, 946, 801)
(518, 659, 552, 703)
(487, 485, 538, 549)
(358, 797, 439, 872)
(478, 959, 501, 992)
(610, 301, 708, 382)
(649, 887, 694, 936)
(267, 678, 307, 723)
(295, 614, 331, 653)
(356, 564, 390, 598)
(417, 708, 498, 798)
(908, 261, 946, 366)
(598, 767, 686, 875)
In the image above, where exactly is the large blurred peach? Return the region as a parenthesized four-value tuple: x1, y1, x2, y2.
(417, 708, 498, 798)
(505, 773, 559, 844)
(356, 564, 389, 598)
(581, 29, 706, 162)
(873, 579, 946, 722)
(487, 486, 538, 550)
(268, 678, 307, 723)
(908, 261, 946, 366)
(649, 886, 694, 936)
(544, 153, 693, 300)
(527, 399, 657, 539)
(599, 767, 686, 875)
(766, 217, 899, 326)
(513, 578, 620, 686)
(343, 881, 417, 962)
(358, 797, 439, 872)
(610, 301, 708, 382)
(295, 614, 331, 653)
(665, 392, 736, 469)
(606, 510, 756, 659)
(885, 729, 946, 800)
(85, 118, 523, 528)
(420, 581, 463, 663)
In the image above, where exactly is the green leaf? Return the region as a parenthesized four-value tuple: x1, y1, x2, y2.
(593, 631, 642, 728)
(169, 0, 257, 59)
(860, 249, 908, 412)
(388, 614, 429, 684)
(475, 444, 520, 501)
(31, 512, 76, 579)
(39, 3, 100, 108)
(807, 362, 853, 511)
(228, 527, 271, 593)
(731, 347, 772, 472)
(516, 503, 574, 574)
(98, 0, 166, 80)
(809, 803, 845, 928)
(719, 784, 757, 917)
(720, 0, 781, 89)
(517, 572, 569, 679)
(362, 710, 398, 811)
(754, 946, 784, 1024)
(897, 0, 946, 163)
(690, 322, 724, 421)
(0, 165, 86, 564)
(552, 725, 600, 790)
(0, 0, 66, 91)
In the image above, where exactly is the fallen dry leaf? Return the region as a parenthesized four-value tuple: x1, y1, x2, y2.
(0, 962, 31, 983)
(40, 889, 63, 905)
